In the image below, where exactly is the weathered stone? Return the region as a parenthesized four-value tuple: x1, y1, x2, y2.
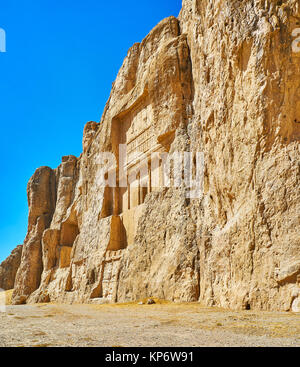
(0, 245, 22, 290)
(4, 1, 299, 312)
(12, 167, 56, 304)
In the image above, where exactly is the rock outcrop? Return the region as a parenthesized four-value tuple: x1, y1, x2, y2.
(2, 0, 299, 311)
(12, 166, 57, 304)
(0, 245, 22, 290)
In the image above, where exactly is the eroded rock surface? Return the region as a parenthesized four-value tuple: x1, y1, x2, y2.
(0, 245, 22, 290)
(3, 1, 299, 311)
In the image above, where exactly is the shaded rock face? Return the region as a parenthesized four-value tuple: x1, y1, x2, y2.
(5, 1, 300, 311)
(0, 245, 23, 290)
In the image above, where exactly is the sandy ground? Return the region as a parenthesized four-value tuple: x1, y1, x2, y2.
(0, 294, 299, 347)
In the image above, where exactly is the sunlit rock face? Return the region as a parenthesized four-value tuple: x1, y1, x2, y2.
(6, 0, 300, 311)
(0, 245, 22, 291)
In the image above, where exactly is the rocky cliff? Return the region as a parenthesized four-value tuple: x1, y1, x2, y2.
(0, 245, 22, 290)
(3, 0, 300, 311)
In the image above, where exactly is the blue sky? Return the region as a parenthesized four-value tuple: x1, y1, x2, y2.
(0, 0, 182, 262)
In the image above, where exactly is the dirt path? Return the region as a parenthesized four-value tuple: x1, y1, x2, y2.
(0, 302, 299, 347)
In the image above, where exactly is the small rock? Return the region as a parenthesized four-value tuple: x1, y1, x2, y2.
(147, 299, 156, 305)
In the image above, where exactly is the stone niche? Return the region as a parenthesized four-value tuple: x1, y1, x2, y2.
(58, 214, 80, 268)
(42, 214, 80, 272)
(100, 97, 169, 248)
(112, 99, 166, 213)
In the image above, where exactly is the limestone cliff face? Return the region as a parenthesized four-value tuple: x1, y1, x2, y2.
(5, 0, 300, 311)
(12, 167, 57, 304)
(0, 245, 22, 290)
(177, 0, 300, 312)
